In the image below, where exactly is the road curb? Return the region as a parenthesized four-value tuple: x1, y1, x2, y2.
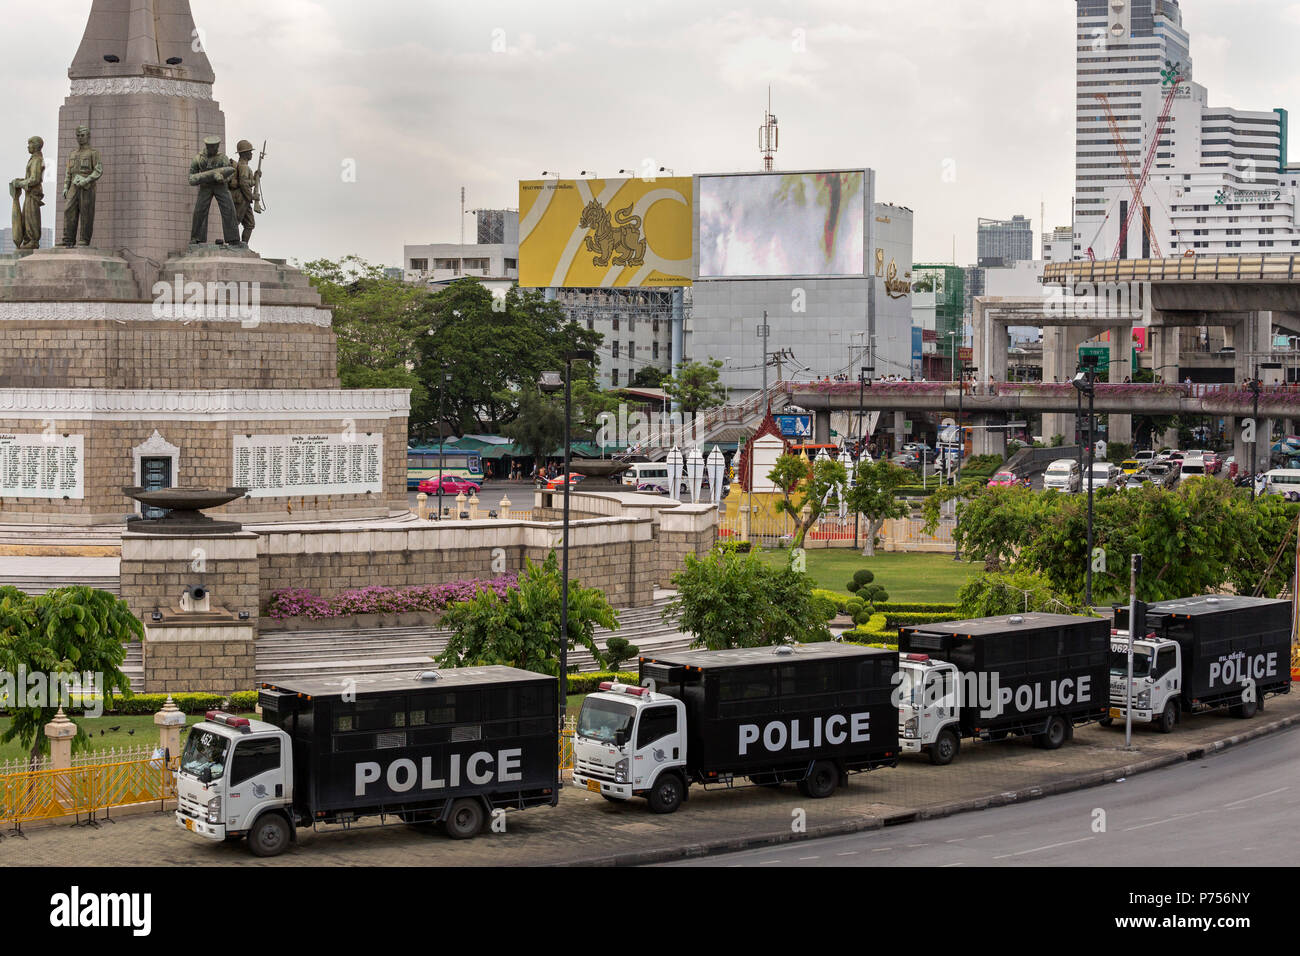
(568, 709, 1299, 867)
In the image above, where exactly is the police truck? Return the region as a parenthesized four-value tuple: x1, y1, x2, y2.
(175, 669, 559, 856)
(572, 643, 898, 813)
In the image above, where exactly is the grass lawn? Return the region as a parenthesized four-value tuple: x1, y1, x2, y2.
(756, 549, 979, 603)
(0, 712, 256, 765)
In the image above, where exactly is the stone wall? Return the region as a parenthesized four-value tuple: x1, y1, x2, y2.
(0, 411, 409, 524)
(120, 532, 261, 624)
(656, 504, 719, 587)
(0, 321, 338, 390)
(142, 632, 256, 695)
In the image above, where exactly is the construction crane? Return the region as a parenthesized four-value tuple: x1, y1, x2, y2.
(1094, 93, 1164, 258)
(1110, 73, 1185, 259)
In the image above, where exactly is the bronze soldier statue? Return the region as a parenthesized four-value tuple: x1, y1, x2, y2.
(229, 139, 260, 246)
(62, 125, 102, 247)
(9, 136, 45, 250)
(188, 135, 242, 247)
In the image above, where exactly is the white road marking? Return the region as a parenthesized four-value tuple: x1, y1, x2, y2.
(1223, 787, 1290, 809)
(872, 847, 892, 853)
(799, 856, 819, 861)
(759, 859, 780, 865)
(945, 838, 965, 843)
(836, 851, 857, 856)
(992, 836, 1095, 860)
(941, 862, 964, 867)
(1123, 811, 1203, 832)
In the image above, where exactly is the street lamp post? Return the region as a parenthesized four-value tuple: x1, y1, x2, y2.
(539, 350, 596, 723)
(1074, 357, 1099, 606)
(1250, 368, 1262, 503)
(437, 364, 451, 520)
(854, 365, 874, 550)
(953, 358, 976, 563)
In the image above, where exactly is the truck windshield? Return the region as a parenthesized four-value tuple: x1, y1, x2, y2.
(898, 667, 924, 706)
(1110, 649, 1152, 678)
(577, 697, 637, 744)
(180, 727, 230, 780)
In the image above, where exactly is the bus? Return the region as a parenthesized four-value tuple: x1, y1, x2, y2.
(1263, 468, 1300, 500)
(407, 447, 486, 490)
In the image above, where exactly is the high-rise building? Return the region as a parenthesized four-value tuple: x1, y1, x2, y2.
(977, 216, 1033, 267)
(1077, 1, 1294, 258)
(1074, 0, 1191, 257)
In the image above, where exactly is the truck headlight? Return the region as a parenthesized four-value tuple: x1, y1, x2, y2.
(206, 796, 222, 824)
(1135, 691, 1151, 709)
(614, 759, 629, 784)
(903, 717, 918, 739)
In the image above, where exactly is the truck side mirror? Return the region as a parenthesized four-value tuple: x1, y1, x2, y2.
(615, 729, 628, 748)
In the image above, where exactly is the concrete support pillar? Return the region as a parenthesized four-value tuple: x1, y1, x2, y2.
(893, 410, 907, 452)
(1042, 324, 1090, 442)
(1108, 325, 1134, 448)
(1150, 324, 1179, 383)
(1234, 418, 1251, 477)
(814, 409, 832, 445)
(973, 416, 1007, 459)
(1263, 418, 1278, 471)
(972, 298, 1010, 386)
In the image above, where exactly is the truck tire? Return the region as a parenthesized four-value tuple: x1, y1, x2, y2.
(646, 772, 685, 814)
(445, 798, 485, 839)
(1157, 702, 1177, 734)
(1098, 716, 1114, 727)
(247, 813, 290, 858)
(928, 729, 960, 766)
(1237, 692, 1259, 720)
(797, 761, 838, 798)
(1035, 716, 1068, 750)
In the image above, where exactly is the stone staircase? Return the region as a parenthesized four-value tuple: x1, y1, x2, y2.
(620, 383, 791, 462)
(0, 575, 121, 595)
(117, 596, 695, 689)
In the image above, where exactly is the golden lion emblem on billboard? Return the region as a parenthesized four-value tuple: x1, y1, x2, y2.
(579, 200, 647, 268)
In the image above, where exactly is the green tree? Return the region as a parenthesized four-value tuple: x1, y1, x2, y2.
(768, 453, 848, 551)
(630, 366, 668, 388)
(667, 549, 830, 649)
(956, 570, 1084, 618)
(663, 359, 728, 414)
(0, 587, 142, 762)
(603, 636, 640, 671)
(501, 386, 565, 471)
(436, 553, 618, 676)
(846, 460, 913, 557)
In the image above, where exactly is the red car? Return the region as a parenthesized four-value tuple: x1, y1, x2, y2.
(987, 471, 1019, 488)
(419, 475, 481, 495)
(545, 473, 585, 490)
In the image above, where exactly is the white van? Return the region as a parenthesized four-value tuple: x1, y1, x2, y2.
(1178, 457, 1207, 484)
(1043, 459, 1081, 493)
(622, 462, 672, 494)
(1263, 469, 1300, 499)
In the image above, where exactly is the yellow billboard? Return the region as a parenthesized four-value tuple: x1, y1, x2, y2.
(519, 177, 692, 288)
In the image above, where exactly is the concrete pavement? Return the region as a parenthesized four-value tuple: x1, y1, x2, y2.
(6, 692, 1297, 867)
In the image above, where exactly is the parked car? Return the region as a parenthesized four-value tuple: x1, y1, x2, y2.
(1202, 452, 1222, 475)
(987, 471, 1019, 488)
(545, 473, 586, 490)
(901, 442, 932, 457)
(1145, 461, 1181, 488)
(1134, 450, 1156, 465)
(1123, 473, 1152, 490)
(1119, 458, 1142, 475)
(1178, 456, 1209, 484)
(1042, 459, 1081, 493)
(418, 475, 482, 496)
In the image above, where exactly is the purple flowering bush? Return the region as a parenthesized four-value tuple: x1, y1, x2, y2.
(267, 573, 520, 620)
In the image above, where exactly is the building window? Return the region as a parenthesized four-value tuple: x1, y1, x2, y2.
(652, 341, 660, 360)
(587, 318, 594, 331)
(612, 342, 620, 359)
(409, 258, 428, 271)
(613, 318, 619, 331)
(653, 319, 660, 334)
(611, 368, 619, 386)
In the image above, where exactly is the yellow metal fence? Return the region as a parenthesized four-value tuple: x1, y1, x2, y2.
(0, 754, 178, 829)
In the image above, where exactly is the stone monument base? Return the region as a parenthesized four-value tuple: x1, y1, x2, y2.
(157, 245, 321, 306)
(0, 246, 140, 302)
(142, 610, 256, 694)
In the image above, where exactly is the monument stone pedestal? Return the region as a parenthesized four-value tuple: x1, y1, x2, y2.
(0, 246, 140, 301)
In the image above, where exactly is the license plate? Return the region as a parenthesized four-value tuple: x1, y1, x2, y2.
(184, 818, 194, 831)
(1109, 708, 1122, 719)
(586, 779, 602, 793)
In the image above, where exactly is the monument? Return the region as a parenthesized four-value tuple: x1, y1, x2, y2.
(9, 136, 45, 250)
(0, 0, 411, 529)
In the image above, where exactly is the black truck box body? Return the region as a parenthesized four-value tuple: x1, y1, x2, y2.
(259, 668, 558, 816)
(898, 613, 1110, 733)
(639, 643, 898, 778)
(1118, 595, 1292, 703)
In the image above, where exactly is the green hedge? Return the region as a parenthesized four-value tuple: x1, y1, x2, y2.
(884, 611, 965, 629)
(566, 671, 640, 695)
(875, 602, 958, 614)
(2, 692, 247, 718)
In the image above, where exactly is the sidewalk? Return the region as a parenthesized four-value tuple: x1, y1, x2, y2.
(6, 694, 1297, 867)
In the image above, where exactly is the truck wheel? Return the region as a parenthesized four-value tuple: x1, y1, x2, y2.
(1098, 716, 1113, 727)
(1157, 702, 1177, 734)
(929, 729, 960, 766)
(797, 761, 838, 798)
(247, 813, 290, 858)
(1237, 693, 1259, 720)
(1036, 716, 1068, 750)
(647, 773, 685, 814)
(445, 798, 485, 839)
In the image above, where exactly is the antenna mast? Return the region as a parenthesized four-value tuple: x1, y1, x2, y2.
(759, 87, 779, 171)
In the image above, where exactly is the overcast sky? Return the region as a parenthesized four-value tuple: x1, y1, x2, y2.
(6, 0, 1300, 268)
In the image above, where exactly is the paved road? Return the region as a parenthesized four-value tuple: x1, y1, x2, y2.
(663, 724, 1300, 867)
(405, 486, 522, 515)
